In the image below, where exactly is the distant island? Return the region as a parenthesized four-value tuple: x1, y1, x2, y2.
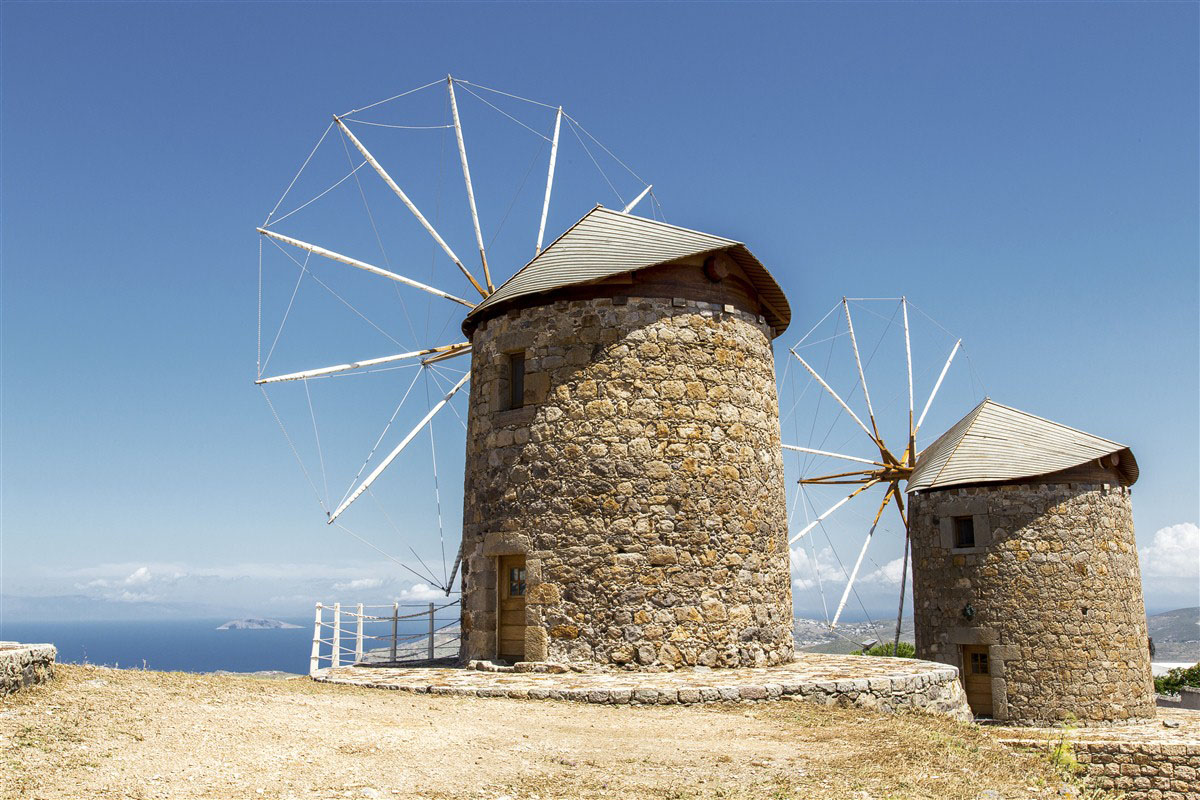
(216, 618, 302, 630)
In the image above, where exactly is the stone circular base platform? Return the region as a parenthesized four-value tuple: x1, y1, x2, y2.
(313, 653, 972, 721)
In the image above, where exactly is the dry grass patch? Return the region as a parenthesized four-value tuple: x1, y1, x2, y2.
(1, 664, 1111, 799)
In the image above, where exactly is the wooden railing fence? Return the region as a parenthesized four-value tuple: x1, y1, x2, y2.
(309, 600, 460, 675)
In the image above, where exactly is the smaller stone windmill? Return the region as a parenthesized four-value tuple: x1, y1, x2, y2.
(784, 309, 1154, 723)
(905, 399, 1154, 724)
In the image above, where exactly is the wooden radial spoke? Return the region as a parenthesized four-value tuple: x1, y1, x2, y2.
(798, 469, 881, 484)
(789, 478, 880, 545)
(902, 298, 915, 463)
(842, 299, 881, 442)
(915, 338, 962, 436)
(782, 444, 887, 468)
(831, 489, 895, 629)
(332, 115, 488, 299)
(327, 372, 470, 524)
(256, 343, 470, 385)
(621, 184, 653, 214)
(535, 107, 563, 256)
(891, 481, 909, 652)
(788, 349, 880, 448)
(257, 228, 475, 308)
(447, 76, 492, 292)
(421, 343, 472, 365)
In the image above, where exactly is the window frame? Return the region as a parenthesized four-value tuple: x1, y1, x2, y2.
(953, 515, 976, 549)
(507, 351, 526, 410)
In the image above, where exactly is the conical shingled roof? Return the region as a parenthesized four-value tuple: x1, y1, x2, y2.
(463, 206, 790, 335)
(907, 399, 1138, 492)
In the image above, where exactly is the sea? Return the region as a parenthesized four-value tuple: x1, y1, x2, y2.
(0, 618, 319, 674)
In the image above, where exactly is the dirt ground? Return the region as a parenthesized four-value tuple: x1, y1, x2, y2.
(2, 664, 1103, 800)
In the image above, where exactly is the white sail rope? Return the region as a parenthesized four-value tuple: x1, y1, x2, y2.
(260, 386, 329, 515)
(336, 366, 425, 511)
(260, 250, 311, 375)
(799, 483, 883, 641)
(565, 116, 624, 206)
(424, 372, 449, 588)
(801, 302, 899, 474)
(303, 378, 331, 511)
(367, 488, 446, 590)
(266, 238, 405, 349)
(487, 136, 548, 250)
(455, 83, 552, 142)
(264, 121, 334, 226)
(264, 159, 370, 229)
(427, 366, 469, 431)
(453, 78, 559, 110)
(908, 299, 986, 399)
(561, 110, 652, 187)
(333, 520, 447, 589)
(344, 120, 453, 130)
(336, 126, 419, 349)
(339, 78, 444, 118)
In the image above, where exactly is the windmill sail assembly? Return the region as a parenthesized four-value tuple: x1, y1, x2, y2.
(256, 76, 664, 596)
(256, 77, 1157, 724)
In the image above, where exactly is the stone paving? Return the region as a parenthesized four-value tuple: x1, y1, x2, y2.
(314, 652, 972, 720)
(996, 707, 1200, 746)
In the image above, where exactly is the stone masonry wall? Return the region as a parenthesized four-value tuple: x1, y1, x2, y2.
(460, 295, 794, 669)
(0, 643, 56, 697)
(909, 482, 1156, 724)
(1075, 742, 1199, 800)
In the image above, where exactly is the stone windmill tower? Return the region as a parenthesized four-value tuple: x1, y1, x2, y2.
(906, 399, 1155, 724)
(458, 207, 795, 669)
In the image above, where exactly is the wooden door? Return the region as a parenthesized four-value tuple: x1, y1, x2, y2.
(962, 645, 994, 717)
(497, 555, 526, 662)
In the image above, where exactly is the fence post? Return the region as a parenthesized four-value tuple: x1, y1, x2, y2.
(332, 603, 341, 668)
(390, 602, 399, 662)
(309, 603, 323, 676)
(355, 603, 365, 663)
(427, 602, 436, 660)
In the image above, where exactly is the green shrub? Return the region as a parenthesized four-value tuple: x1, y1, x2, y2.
(850, 641, 916, 658)
(1154, 662, 1200, 696)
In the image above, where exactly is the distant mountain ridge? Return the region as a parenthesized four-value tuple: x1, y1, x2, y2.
(794, 608, 1199, 661)
(1148, 607, 1199, 662)
(216, 618, 302, 630)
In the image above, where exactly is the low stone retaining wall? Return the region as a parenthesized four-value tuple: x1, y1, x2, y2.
(1074, 741, 1199, 799)
(0, 643, 57, 697)
(315, 654, 972, 721)
(998, 709, 1200, 800)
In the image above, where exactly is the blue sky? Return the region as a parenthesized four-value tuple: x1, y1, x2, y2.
(2, 2, 1196, 622)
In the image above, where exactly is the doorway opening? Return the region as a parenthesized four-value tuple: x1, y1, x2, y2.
(497, 554, 526, 662)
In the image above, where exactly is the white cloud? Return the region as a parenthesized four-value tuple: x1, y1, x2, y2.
(393, 583, 445, 602)
(1140, 523, 1200, 580)
(123, 566, 153, 585)
(116, 590, 157, 603)
(864, 557, 910, 586)
(333, 577, 384, 592)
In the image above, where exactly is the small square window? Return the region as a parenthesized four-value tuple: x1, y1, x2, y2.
(507, 352, 525, 410)
(953, 516, 975, 548)
(508, 567, 526, 597)
(970, 651, 989, 674)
